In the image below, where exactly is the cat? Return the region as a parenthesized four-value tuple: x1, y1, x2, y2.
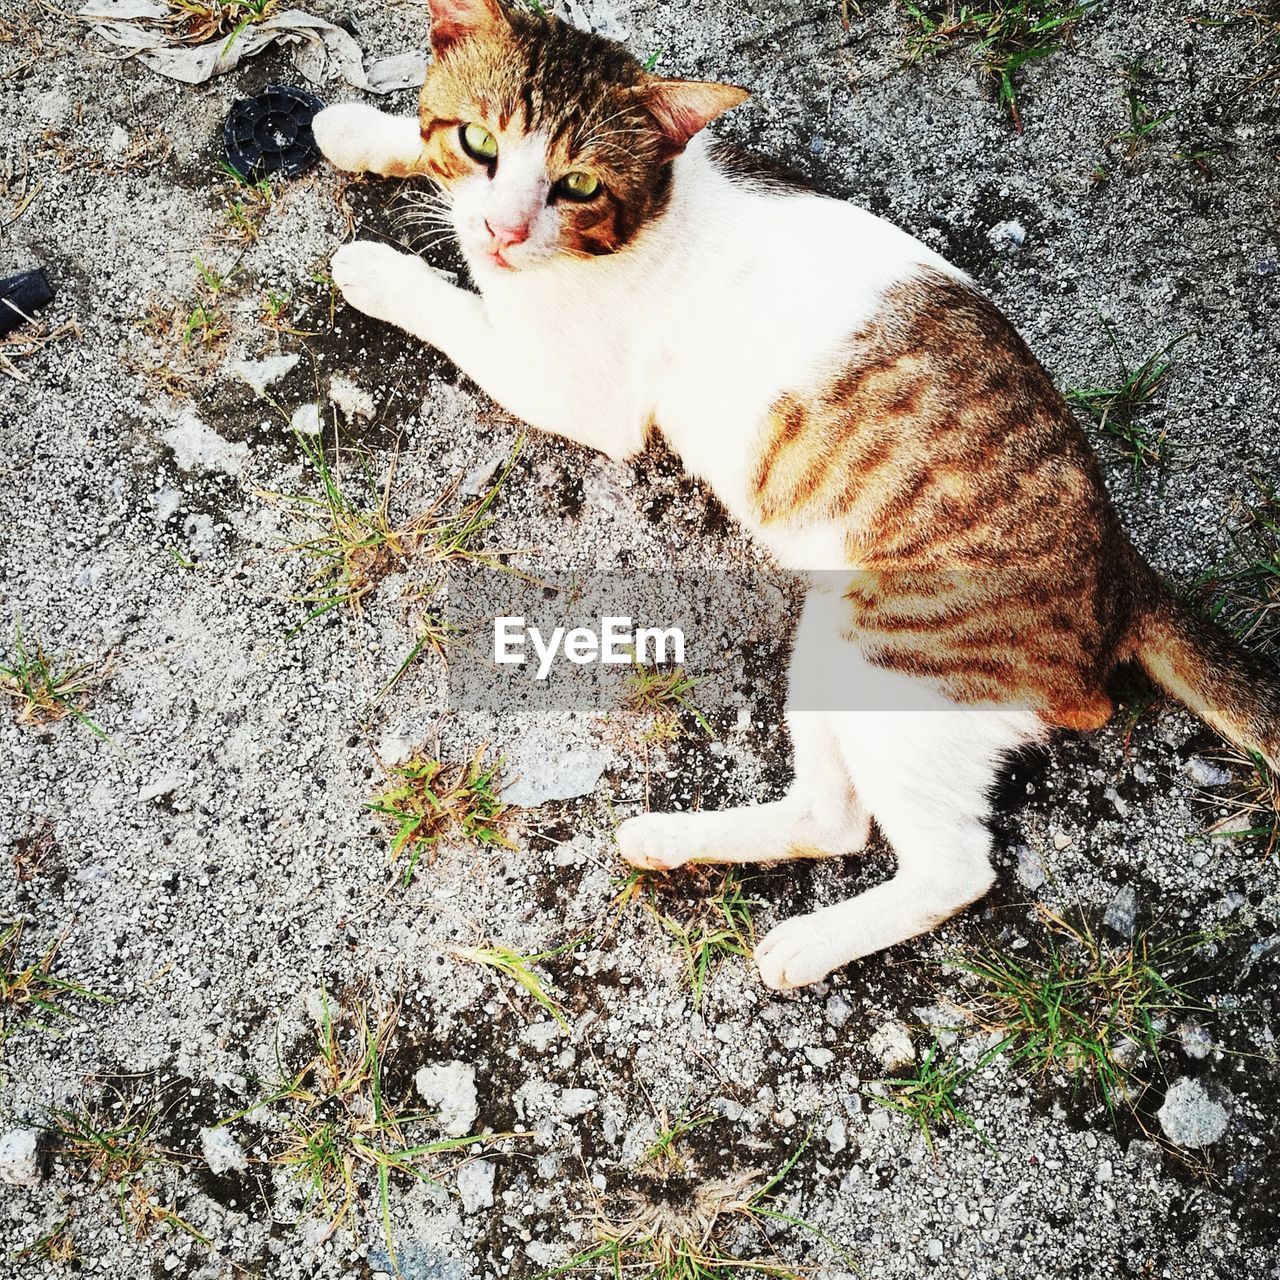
(311, 0, 1280, 991)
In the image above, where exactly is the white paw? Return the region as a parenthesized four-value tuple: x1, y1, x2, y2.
(754, 912, 838, 991)
(312, 103, 382, 173)
(616, 813, 694, 872)
(331, 241, 421, 325)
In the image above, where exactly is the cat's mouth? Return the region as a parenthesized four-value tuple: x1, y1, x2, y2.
(486, 247, 518, 270)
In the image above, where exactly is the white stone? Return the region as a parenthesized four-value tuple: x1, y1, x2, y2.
(415, 1061, 479, 1137)
(1182, 756, 1233, 788)
(868, 1021, 915, 1073)
(1157, 1078, 1230, 1147)
(557, 1088, 598, 1118)
(329, 374, 376, 422)
(290, 402, 323, 435)
(825, 1116, 847, 1154)
(0, 1128, 42, 1185)
(162, 410, 248, 475)
(229, 353, 299, 398)
(456, 1158, 496, 1213)
(200, 1126, 247, 1175)
(804, 1046, 835, 1068)
(1014, 844, 1046, 891)
(987, 219, 1027, 252)
(500, 733, 607, 806)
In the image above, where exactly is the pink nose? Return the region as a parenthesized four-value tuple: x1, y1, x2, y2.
(485, 219, 530, 252)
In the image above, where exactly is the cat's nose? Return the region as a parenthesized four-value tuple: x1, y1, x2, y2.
(485, 219, 530, 251)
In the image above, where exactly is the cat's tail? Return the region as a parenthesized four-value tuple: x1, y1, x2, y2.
(1130, 580, 1280, 769)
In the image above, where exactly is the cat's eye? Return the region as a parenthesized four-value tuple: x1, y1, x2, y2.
(460, 123, 498, 163)
(556, 170, 601, 202)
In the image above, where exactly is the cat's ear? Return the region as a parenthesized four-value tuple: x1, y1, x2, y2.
(428, 0, 507, 57)
(631, 77, 750, 153)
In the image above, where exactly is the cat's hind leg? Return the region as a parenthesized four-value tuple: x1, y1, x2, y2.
(752, 703, 1042, 991)
(616, 710, 870, 871)
(312, 104, 432, 177)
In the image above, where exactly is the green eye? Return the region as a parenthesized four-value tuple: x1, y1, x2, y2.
(557, 170, 601, 201)
(460, 123, 497, 162)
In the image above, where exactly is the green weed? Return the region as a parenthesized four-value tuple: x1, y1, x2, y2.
(958, 908, 1211, 1110)
(266, 433, 521, 636)
(1067, 324, 1188, 477)
(868, 1037, 995, 1153)
(223, 991, 485, 1267)
(46, 1097, 208, 1244)
(368, 746, 514, 884)
(615, 867, 757, 1007)
(0, 922, 109, 1044)
(898, 1, 1089, 129)
(624, 661, 712, 740)
(451, 939, 578, 1029)
(0, 624, 106, 738)
(1118, 58, 1175, 156)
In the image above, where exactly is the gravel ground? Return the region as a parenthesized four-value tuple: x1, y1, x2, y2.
(2, 1, 1279, 1277)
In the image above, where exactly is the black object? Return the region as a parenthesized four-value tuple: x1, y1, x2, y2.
(224, 84, 327, 181)
(0, 269, 55, 337)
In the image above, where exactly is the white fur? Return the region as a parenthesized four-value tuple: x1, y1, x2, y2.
(313, 104, 1045, 989)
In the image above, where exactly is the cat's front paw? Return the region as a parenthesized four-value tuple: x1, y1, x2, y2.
(313, 103, 384, 174)
(754, 912, 837, 991)
(331, 241, 423, 327)
(617, 813, 693, 871)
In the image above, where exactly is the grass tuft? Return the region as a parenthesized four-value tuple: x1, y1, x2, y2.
(1194, 476, 1280, 657)
(0, 624, 106, 738)
(897, 1, 1089, 129)
(614, 867, 756, 1007)
(367, 746, 515, 884)
(46, 1096, 208, 1244)
(451, 940, 577, 1029)
(1118, 58, 1175, 156)
(958, 908, 1211, 1110)
(13, 1215, 79, 1264)
(1067, 323, 1188, 477)
(868, 1037, 994, 1153)
(0, 921, 109, 1044)
(545, 1127, 837, 1280)
(1201, 748, 1280, 857)
(265, 433, 521, 637)
(624, 661, 712, 741)
(225, 991, 485, 1266)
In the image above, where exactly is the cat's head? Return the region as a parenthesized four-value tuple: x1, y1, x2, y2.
(417, 0, 747, 273)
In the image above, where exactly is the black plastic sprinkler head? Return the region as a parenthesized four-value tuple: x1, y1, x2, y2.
(0, 269, 55, 337)
(224, 84, 327, 181)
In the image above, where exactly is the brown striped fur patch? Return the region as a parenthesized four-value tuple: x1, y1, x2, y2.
(751, 268, 1148, 728)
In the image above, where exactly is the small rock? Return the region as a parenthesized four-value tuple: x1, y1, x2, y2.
(825, 993, 853, 1029)
(825, 1116, 847, 1154)
(1014, 844, 1046, 891)
(415, 1061, 479, 1137)
(1103, 886, 1139, 937)
(1096, 1159, 1114, 1183)
(162, 410, 248, 475)
(229, 353, 299, 398)
(1182, 757, 1233, 788)
(1052, 831, 1072, 851)
(328, 374, 376, 422)
(927, 1238, 945, 1261)
(1157, 1077, 1230, 1147)
(804, 1046, 835, 1069)
(869, 1021, 914, 1073)
(456, 1158, 496, 1213)
(291, 402, 323, 435)
(139, 774, 183, 803)
(200, 1126, 247, 1176)
(500, 733, 607, 806)
(557, 1088, 598, 1118)
(0, 1128, 43, 1185)
(987, 219, 1026, 252)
